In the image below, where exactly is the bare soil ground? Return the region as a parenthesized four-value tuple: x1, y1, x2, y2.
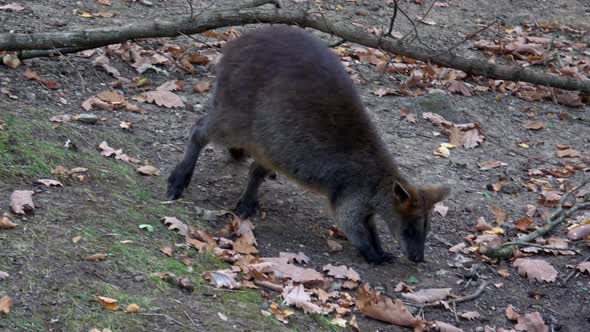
(1, 0, 589, 331)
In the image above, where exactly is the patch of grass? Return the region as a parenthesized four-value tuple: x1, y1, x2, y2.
(0, 316, 46, 332)
(0, 114, 79, 179)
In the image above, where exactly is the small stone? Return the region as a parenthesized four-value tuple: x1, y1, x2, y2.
(77, 113, 98, 124)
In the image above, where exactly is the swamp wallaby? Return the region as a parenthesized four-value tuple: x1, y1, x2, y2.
(167, 26, 449, 263)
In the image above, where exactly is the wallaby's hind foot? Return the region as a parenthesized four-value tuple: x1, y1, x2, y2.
(234, 162, 269, 218)
(167, 117, 209, 200)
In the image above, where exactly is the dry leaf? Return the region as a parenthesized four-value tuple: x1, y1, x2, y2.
(567, 224, 590, 240)
(460, 311, 480, 320)
(478, 160, 508, 170)
(269, 302, 293, 324)
(498, 268, 510, 278)
(85, 253, 107, 261)
(0, 271, 9, 280)
(96, 296, 119, 311)
(462, 128, 484, 148)
(577, 262, 590, 274)
(490, 206, 507, 224)
(233, 219, 258, 254)
(523, 121, 546, 130)
(474, 217, 493, 231)
(513, 216, 533, 232)
(72, 235, 82, 243)
(10, 190, 34, 215)
(506, 304, 521, 321)
(512, 258, 557, 282)
(555, 149, 580, 158)
(0, 296, 13, 314)
(96, 91, 125, 104)
(203, 270, 240, 289)
(322, 264, 360, 282)
(161, 216, 188, 236)
(2, 54, 21, 69)
(0, 3, 25, 11)
(0, 215, 17, 229)
(423, 112, 452, 127)
(447, 80, 472, 96)
(160, 246, 173, 257)
(266, 261, 325, 284)
(279, 252, 309, 264)
(433, 202, 449, 217)
(394, 282, 416, 293)
(156, 80, 183, 92)
(356, 284, 416, 327)
(137, 165, 161, 176)
(134, 90, 184, 108)
(193, 80, 211, 93)
(417, 15, 436, 25)
(514, 312, 548, 332)
(282, 284, 322, 314)
(400, 108, 417, 123)
(401, 288, 452, 304)
(125, 304, 140, 313)
(35, 179, 63, 187)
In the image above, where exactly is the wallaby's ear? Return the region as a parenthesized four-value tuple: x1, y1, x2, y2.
(393, 181, 412, 204)
(422, 184, 450, 208)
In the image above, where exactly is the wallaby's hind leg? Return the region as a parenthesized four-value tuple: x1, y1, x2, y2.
(335, 196, 393, 264)
(235, 162, 269, 218)
(167, 117, 209, 200)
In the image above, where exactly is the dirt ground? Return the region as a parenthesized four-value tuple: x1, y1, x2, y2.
(1, 0, 589, 331)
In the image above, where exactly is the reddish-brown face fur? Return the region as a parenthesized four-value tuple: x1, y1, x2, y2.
(390, 183, 449, 262)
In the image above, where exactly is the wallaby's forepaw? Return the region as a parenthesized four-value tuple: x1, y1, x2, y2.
(167, 167, 191, 200)
(235, 199, 259, 219)
(364, 251, 395, 265)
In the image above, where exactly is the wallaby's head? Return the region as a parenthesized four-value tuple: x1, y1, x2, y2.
(386, 182, 450, 262)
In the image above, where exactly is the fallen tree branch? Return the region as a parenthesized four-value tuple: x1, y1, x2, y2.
(481, 178, 590, 260)
(1, 6, 589, 93)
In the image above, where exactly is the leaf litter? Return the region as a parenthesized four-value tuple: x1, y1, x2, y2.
(159, 214, 464, 330)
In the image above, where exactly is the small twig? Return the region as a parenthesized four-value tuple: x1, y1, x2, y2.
(433, 235, 454, 248)
(329, 38, 346, 48)
(184, 311, 199, 327)
(430, 20, 499, 59)
(482, 178, 589, 258)
(385, 0, 399, 37)
(452, 301, 459, 322)
(565, 254, 590, 282)
(419, 0, 436, 25)
(139, 313, 188, 328)
(186, 0, 194, 20)
(52, 48, 86, 93)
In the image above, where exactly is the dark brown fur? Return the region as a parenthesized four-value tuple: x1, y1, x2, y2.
(167, 26, 449, 263)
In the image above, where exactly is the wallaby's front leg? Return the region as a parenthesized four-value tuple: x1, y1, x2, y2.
(366, 215, 394, 261)
(235, 161, 269, 218)
(335, 195, 393, 264)
(167, 117, 209, 200)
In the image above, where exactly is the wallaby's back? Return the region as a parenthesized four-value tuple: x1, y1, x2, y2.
(209, 26, 396, 197)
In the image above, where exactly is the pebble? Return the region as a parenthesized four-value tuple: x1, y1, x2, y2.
(77, 113, 98, 124)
